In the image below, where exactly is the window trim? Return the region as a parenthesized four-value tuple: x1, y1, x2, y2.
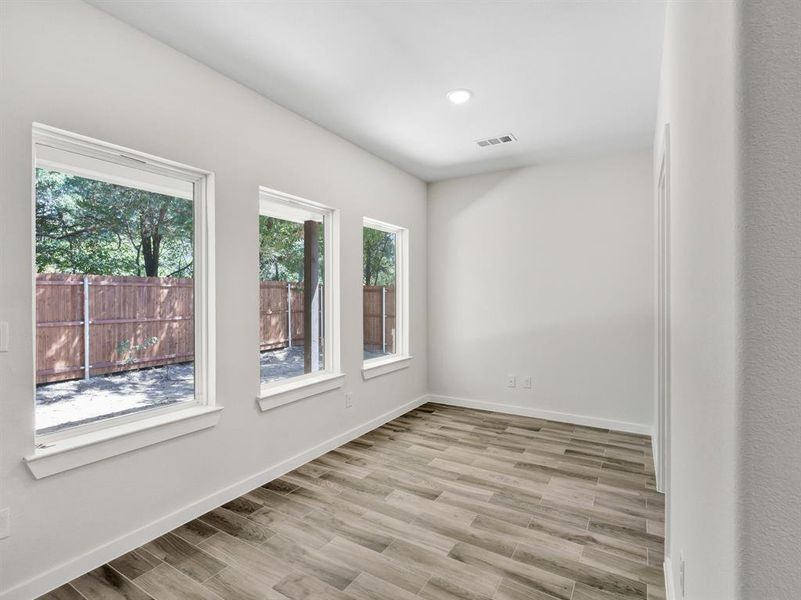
(362, 354, 413, 380)
(25, 406, 223, 480)
(257, 187, 342, 409)
(30, 123, 217, 450)
(257, 372, 345, 412)
(362, 217, 410, 377)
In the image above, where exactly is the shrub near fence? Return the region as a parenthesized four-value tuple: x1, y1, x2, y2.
(36, 274, 396, 385)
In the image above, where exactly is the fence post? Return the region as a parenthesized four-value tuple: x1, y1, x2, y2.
(381, 286, 387, 354)
(287, 282, 292, 349)
(83, 275, 90, 379)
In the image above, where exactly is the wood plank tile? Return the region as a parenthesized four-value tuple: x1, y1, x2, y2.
(494, 578, 572, 600)
(39, 405, 664, 600)
(324, 536, 428, 594)
(37, 584, 86, 600)
(301, 505, 393, 552)
(71, 566, 153, 600)
(580, 547, 664, 587)
(272, 572, 356, 600)
(344, 573, 420, 600)
(197, 532, 293, 587)
(469, 515, 583, 560)
(261, 478, 299, 495)
(412, 511, 518, 558)
(417, 576, 493, 600)
(203, 565, 287, 600)
(198, 507, 274, 545)
(108, 548, 161, 580)
(170, 519, 218, 546)
(134, 563, 222, 600)
(434, 490, 532, 527)
(383, 538, 500, 597)
(447, 542, 574, 600)
(260, 533, 359, 591)
(512, 542, 646, 599)
(142, 532, 225, 583)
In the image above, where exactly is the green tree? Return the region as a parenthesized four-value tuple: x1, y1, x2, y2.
(36, 169, 193, 277)
(259, 216, 304, 281)
(363, 228, 395, 286)
(259, 216, 325, 283)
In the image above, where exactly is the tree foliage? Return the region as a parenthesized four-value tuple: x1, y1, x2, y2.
(259, 216, 304, 282)
(259, 216, 325, 283)
(363, 228, 396, 286)
(36, 169, 193, 277)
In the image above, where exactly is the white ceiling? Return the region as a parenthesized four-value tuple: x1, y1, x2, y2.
(89, 1, 666, 182)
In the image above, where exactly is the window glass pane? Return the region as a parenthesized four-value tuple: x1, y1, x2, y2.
(35, 159, 195, 435)
(363, 227, 396, 360)
(259, 214, 325, 383)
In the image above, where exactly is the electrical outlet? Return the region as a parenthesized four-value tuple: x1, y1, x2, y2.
(679, 551, 686, 597)
(521, 376, 532, 389)
(507, 375, 516, 388)
(344, 392, 353, 408)
(0, 508, 9, 540)
(0, 322, 8, 352)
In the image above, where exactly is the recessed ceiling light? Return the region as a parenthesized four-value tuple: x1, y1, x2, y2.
(447, 89, 472, 105)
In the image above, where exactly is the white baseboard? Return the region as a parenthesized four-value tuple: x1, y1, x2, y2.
(2, 394, 428, 600)
(664, 556, 676, 600)
(428, 394, 653, 436)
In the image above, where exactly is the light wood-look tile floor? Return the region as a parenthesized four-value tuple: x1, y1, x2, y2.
(39, 403, 665, 600)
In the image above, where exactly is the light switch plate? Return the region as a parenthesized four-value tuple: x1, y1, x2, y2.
(0, 322, 8, 352)
(521, 376, 532, 389)
(345, 392, 353, 408)
(506, 375, 516, 388)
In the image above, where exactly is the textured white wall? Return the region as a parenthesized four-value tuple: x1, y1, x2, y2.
(427, 152, 654, 432)
(654, 3, 738, 598)
(0, 1, 427, 597)
(738, 1, 801, 596)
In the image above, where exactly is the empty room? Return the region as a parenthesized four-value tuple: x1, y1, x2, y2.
(0, 1, 799, 599)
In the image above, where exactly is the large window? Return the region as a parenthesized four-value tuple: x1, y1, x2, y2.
(259, 188, 339, 394)
(363, 218, 409, 371)
(33, 124, 214, 437)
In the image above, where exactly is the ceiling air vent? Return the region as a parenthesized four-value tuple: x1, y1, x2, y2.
(476, 133, 517, 148)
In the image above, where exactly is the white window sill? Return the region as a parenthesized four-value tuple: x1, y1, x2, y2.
(25, 405, 223, 480)
(362, 355, 413, 380)
(257, 372, 345, 412)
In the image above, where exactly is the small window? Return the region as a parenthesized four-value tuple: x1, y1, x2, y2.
(33, 124, 214, 438)
(259, 188, 339, 388)
(363, 218, 408, 364)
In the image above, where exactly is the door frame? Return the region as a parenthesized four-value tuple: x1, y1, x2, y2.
(655, 124, 671, 552)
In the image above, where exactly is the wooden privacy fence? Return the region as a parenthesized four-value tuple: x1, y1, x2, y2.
(36, 273, 194, 384)
(259, 282, 395, 354)
(259, 280, 322, 351)
(36, 274, 396, 385)
(363, 285, 396, 354)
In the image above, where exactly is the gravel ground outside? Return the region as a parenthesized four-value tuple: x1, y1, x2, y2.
(36, 345, 393, 433)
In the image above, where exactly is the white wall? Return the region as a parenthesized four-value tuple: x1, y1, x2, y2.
(738, 1, 801, 597)
(0, 2, 427, 597)
(654, 3, 738, 598)
(427, 152, 654, 433)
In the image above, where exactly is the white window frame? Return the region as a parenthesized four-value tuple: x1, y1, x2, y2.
(362, 217, 411, 379)
(25, 123, 219, 479)
(257, 187, 342, 411)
